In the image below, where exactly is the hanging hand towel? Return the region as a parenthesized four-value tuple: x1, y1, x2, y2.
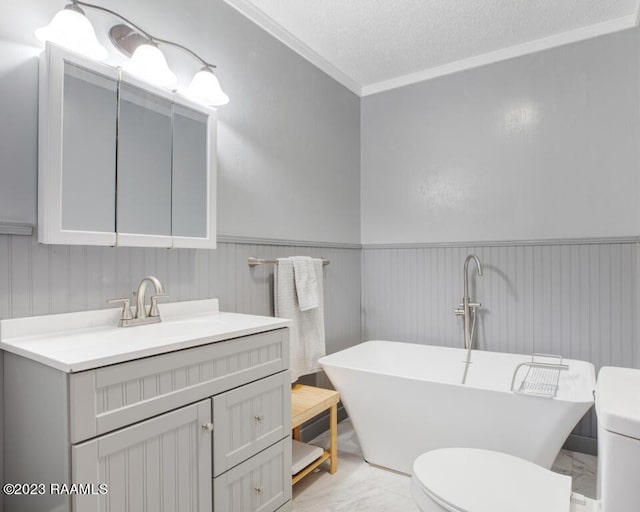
(291, 256, 319, 311)
(274, 257, 326, 383)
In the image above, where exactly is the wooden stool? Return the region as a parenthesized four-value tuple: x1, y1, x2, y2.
(290, 384, 340, 484)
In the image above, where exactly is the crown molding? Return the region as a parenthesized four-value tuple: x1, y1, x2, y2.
(226, 3, 638, 97)
(362, 15, 638, 96)
(223, 0, 362, 96)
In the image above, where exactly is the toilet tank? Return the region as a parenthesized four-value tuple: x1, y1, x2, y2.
(596, 367, 640, 512)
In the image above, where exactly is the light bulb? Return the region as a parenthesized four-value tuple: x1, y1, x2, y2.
(122, 44, 177, 87)
(35, 4, 108, 61)
(183, 67, 229, 106)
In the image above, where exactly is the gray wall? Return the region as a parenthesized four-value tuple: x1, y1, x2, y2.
(0, 0, 361, 502)
(0, 0, 361, 244)
(0, 235, 362, 507)
(360, 28, 640, 450)
(361, 28, 640, 244)
(363, 241, 638, 442)
(0, 236, 362, 355)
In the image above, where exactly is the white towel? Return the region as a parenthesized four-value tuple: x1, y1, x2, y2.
(291, 256, 319, 311)
(274, 257, 326, 383)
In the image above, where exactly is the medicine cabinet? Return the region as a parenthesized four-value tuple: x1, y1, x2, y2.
(38, 42, 217, 249)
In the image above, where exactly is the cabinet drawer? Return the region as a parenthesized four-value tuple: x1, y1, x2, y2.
(214, 371, 290, 476)
(70, 328, 289, 443)
(214, 439, 292, 512)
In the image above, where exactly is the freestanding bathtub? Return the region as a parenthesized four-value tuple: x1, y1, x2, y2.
(319, 340, 595, 474)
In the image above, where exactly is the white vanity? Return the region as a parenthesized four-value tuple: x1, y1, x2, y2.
(1, 299, 292, 512)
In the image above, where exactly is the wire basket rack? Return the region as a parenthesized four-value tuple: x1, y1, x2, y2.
(510, 354, 569, 398)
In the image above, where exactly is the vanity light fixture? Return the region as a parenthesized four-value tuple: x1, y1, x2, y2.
(122, 43, 178, 87)
(35, 2, 108, 61)
(184, 66, 230, 106)
(36, 0, 229, 106)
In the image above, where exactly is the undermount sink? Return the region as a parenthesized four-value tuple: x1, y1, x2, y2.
(0, 298, 291, 372)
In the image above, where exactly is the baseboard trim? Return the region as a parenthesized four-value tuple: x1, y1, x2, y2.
(363, 236, 639, 249)
(563, 434, 598, 456)
(217, 234, 362, 249)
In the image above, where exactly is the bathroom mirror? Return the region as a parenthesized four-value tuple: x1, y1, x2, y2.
(39, 43, 217, 249)
(61, 62, 117, 233)
(39, 43, 120, 245)
(116, 78, 173, 246)
(172, 103, 209, 239)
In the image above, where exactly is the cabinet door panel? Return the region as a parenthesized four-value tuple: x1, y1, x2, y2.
(116, 80, 172, 246)
(61, 63, 117, 233)
(213, 372, 290, 476)
(72, 399, 212, 512)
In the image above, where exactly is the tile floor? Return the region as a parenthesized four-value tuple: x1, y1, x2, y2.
(292, 419, 598, 511)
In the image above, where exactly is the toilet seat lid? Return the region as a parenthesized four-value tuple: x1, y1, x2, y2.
(413, 448, 572, 512)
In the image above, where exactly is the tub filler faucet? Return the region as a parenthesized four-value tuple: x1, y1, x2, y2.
(107, 276, 168, 327)
(454, 255, 483, 351)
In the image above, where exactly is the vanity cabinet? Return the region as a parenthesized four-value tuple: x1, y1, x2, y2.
(38, 42, 217, 249)
(4, 327, 292, 512)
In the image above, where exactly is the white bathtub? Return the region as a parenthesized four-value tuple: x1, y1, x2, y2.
(319, 340, 595, 474)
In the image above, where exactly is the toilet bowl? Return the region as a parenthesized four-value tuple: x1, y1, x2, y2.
(412, 448, 595, 512)
(412, 366, 640, 512)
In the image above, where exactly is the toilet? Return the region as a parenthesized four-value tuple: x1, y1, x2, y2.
(411, 367, 640, 512)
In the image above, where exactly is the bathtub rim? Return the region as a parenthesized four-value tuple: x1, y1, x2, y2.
(319, 340, 596, 405)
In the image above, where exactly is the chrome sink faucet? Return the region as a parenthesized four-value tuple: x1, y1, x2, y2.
(107, 276, 168, 327)
(454, 255, 483, 350)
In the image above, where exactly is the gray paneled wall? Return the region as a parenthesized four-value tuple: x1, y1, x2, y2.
(0, 235, 362, 501)
(362, 241, 638, 441)
(0, 236, 362, 352)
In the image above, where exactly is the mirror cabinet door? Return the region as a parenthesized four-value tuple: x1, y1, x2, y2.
(172, 104, 210, 243)
(61, 63, 118, 234)
(116, 81, 173, 246)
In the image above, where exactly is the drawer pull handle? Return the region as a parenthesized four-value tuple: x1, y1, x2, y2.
(255, 485, 264, 495)
(201, 422, 214, 432)
(254, 415, 265, 422)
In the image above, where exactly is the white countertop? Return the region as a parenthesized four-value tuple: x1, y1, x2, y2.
(0, 299, 291, 373)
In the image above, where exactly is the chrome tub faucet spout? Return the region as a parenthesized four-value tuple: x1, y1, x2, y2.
(454, 255, 483, 350)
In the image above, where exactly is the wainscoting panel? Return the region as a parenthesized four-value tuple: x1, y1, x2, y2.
(0, 236, 362, 348)
(0, 234, 362, 499)
(362, 242, 638, 439)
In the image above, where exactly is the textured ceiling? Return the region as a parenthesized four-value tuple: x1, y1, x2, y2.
(225, 0, 640, 94)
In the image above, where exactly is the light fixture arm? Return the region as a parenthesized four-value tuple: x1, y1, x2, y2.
(72, 0, 217, 68)
(151, 36, 216, 69)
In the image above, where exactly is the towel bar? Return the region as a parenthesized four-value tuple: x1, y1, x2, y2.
(248, 256, 330, 266)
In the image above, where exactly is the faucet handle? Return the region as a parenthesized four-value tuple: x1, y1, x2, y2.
(107, 298, 134, 320)
(149, 294, 168, 318)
